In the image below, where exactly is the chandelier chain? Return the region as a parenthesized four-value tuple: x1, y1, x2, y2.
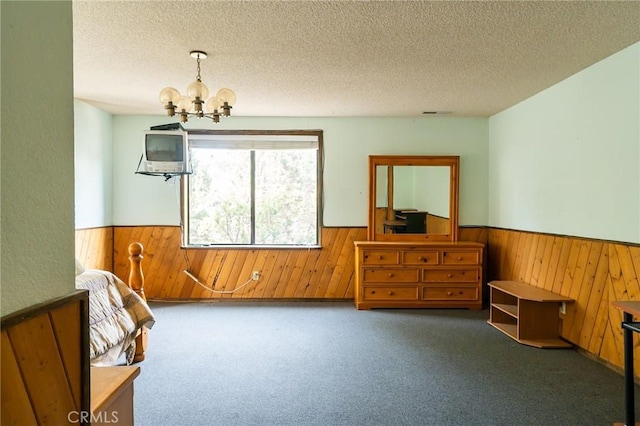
(196, 54, 202, 82)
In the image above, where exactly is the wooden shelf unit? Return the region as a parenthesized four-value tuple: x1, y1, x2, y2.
(488, 280, 574, 348)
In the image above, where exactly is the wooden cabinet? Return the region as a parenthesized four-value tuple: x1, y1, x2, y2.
(487, 280, 573, 348)
(354, 241, 484, 310)
(91, 366, 140, 425)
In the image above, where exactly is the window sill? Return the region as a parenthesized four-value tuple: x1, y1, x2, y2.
(182, 244, 322, 250)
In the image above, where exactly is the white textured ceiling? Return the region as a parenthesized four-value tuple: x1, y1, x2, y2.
(73, 1, 640, 118)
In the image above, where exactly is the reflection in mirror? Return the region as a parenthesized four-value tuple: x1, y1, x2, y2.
(391, 166, 451, 235)
(368, 155, 459, 242)
(376, 166, 450, 235)
(392, 166, 450, 217)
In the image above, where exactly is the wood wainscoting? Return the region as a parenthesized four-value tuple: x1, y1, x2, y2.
(111, 226, 487, 301)
(1, 290, 90, 425)
(75, 227, 113, 271)
(112, 226, 369, 300)
(487, 228, 640, 372)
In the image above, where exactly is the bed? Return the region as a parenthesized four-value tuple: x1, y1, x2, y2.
(75, 242, 155, 366)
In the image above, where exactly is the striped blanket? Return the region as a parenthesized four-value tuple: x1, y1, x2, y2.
(75, 269, 155, 365)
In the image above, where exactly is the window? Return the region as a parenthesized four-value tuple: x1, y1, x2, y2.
(182, 130, 322, 247)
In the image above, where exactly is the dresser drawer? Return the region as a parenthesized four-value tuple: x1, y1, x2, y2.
(402, 250, 439, 265)
(362, 268, 419, 283)
(422, 268, 479, 282)
(442, 250, 480, 265)
(422, 286, 478, 301)
(363, 286, 419, 301)
(362, 250, 400, 265)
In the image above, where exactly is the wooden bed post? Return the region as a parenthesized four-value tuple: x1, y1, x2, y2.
(128, 242, 145, 299)
(128, 242, 148, 362)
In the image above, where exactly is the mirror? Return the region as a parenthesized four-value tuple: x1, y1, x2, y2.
(368, 155, 459, 242)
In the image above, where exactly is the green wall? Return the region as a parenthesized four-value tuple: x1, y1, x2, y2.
(74, 100, 113, 229)
(1, 1, 76, 315)
(109, 115, 489, 227)
(489, 42, 640, 244)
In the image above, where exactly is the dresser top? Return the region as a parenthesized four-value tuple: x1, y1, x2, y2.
(354, 240, 484, 248)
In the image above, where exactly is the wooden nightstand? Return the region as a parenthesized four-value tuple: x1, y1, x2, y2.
(91, 366, 140, 425)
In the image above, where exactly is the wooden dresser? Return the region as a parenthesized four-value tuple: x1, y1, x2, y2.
(354, 241, 484, 310)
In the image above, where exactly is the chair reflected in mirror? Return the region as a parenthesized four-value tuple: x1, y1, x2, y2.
(383, 209, 427, 234)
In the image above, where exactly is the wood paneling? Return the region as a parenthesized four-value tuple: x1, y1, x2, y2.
(113, 226, 369, 300)
(488, 228, 640, 374)
(1, 290, 90, 425)
(426, 214, 450, 235)
(459, 226, 488, 245)
(109, 225, 487, 301)
(75, 227, 113, 271)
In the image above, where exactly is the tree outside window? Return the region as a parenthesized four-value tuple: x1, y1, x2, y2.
(183, 131, 322, 247)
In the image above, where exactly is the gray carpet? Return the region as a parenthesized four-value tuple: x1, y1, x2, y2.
(131, 301, 638, 426)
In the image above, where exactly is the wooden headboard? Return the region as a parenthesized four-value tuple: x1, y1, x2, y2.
(1, 290, 91, 425)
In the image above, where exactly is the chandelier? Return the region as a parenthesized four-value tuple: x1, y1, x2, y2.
(159, 50, 236, 124)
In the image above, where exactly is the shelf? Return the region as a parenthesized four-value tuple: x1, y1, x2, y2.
(488, 321, 517, 339)
(489, 280, 573, 302)
(492, 303, 517, 318)
(518, 337, 572, 349)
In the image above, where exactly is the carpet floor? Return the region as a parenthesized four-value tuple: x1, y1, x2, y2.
(131, 301, 639, 426)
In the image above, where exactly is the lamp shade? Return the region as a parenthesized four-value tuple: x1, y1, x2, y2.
(159, 87, 181, 105)
(187, 81, 210, 101)
(177, 95, 192, 112)
(205, 96, 222, 113)
(216, 88, 236, 106)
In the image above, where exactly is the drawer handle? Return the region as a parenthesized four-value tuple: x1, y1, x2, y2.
(457, 256, 463, 261)
(371, 290, 376, 294)
(378, 255, 383, 260)
(418, 256, 426, 262)
(447, 291, 453, 296)
(388, 291, 394, 296)
(387, 273, 394, 277)
(447, 274, 453, 278)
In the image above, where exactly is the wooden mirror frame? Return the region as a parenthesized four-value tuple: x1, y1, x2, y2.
(367, 155, 460, 242)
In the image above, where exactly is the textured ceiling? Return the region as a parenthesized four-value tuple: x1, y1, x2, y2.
(72, 1, 640, 118)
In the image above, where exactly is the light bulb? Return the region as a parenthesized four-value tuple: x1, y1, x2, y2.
(205, 96, 221, 113)
(216, 88, 236, 106)
(177, 95, 192, 112)
(187, 81, 210, 101)
(159, 87, 181, 106)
